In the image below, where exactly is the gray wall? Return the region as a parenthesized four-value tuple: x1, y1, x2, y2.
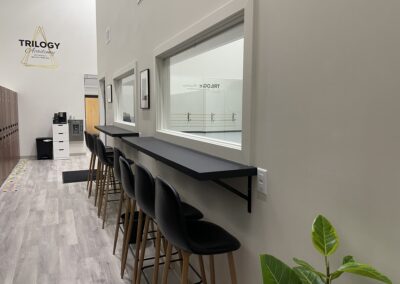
(96, 0, 399, 283)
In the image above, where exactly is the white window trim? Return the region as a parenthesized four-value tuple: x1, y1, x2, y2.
(97, 76, 107, 143)
(154, 0, 254, 164)
(98, 76, 106, 125)
(112, 61, 138, 131)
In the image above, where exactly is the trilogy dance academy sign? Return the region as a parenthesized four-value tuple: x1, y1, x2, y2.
(19, 26, 61, 69)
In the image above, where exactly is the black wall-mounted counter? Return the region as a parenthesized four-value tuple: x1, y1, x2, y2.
(95, 125, 139, 138)
(122, 136, 257, 213)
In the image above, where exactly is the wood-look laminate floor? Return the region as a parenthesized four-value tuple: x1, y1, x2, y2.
(0, 156, 175, 284)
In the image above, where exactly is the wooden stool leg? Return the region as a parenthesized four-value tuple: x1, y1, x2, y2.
(93, 159, 101, 201)
(102, 166, 112, 228)
(152, 228, 162, 284)
(133, 209, 144, 282)
(88, 156, 96, 197)
(227, 252, 238, 284)
(181, 251, 191, 284)
(178, 250, 183, 273)
(86, 153, 94, 191)
(135, 215, 151, 284)
(111, 168, 117, 193)
(199, 255, 208, 284)
(98, 163, 107, 216)
(96, 162, 105, 210)
(209, 255, 215, 284)
(120, 197, 131, 270)
(162, 242, 173, 284)
(161, 236, 168, 255)
(113, 190, 125, 255)
(98, 164, 107, 217)
(121, 199, 136, 278)
(150, 220, 156, 247)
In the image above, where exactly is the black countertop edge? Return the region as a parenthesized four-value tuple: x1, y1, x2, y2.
(95, 125, 139, 137)
(122, 136, 257, 180)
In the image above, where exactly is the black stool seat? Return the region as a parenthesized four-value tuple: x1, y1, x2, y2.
(186, 220, 240, 255)
(101, 153, 114, 166)
(104, 155, 114, 166)
(181, 202, 203, 220)
(106, 146, 114, 153)
(96, 138, 114, 167)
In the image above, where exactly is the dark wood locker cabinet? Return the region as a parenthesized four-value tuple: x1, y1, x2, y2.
(5, 90, 10, 179)
(0, 89, 4, 184)
(0, 86, 20, 187)
(1, 88, 6, 184)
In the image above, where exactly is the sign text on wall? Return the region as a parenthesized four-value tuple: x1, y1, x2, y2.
(19, 26, 61, 69)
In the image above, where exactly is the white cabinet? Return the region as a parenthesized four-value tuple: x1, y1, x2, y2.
(52, 124, 70, 160)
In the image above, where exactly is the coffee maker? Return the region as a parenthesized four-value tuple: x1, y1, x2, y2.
(53, 112, 67, 124)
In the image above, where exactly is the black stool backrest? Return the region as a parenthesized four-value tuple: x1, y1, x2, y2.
(96, 137, 108, 164)
(91, 134, 98, 155)
(84, 131, 90, 149)
(113, 148, 125, 182)
(119, 156, 135, 199)
(155, 177, 190, 252)
(134, 163, 155, 219)
(87, 133, 96, 154)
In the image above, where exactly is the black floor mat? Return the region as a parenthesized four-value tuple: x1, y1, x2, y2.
(62, 170, 96, 183)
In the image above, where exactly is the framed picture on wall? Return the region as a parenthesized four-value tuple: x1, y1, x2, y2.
(106, 84, 112, 103)
(140, 69, 150, 109)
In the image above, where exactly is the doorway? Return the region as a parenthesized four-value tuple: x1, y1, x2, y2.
(84, 74, 101, 135)
(85, 95, 100, 134)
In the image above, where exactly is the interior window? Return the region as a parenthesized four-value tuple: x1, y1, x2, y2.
(162, 23, 244, 145)
(116, 73, 135, 124)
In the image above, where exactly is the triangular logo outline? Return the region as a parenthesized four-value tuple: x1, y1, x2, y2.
(21, 26, 58, 69)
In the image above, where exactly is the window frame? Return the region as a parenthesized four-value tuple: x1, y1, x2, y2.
(154, 0, 254, 164)
(112, 61, 138, 130)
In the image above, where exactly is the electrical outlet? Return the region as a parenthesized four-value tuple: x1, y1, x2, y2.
(105, 27, 111, 44)
(257, 168, 268, 194)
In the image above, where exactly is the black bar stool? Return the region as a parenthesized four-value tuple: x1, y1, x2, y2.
(92, 134, 103, 204)
(84, 131, 94, 192)
(119, 156, 139, 279)
(112, 147, 134, 255)
(96, 137, 118, 228)
(88, 134, 113, 201)
(134, 163, 203, 284)
(84, 132, 97, 195)
(155, 177, 240, 284)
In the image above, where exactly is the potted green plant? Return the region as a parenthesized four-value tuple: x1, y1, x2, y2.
(260, 215, 392, 284)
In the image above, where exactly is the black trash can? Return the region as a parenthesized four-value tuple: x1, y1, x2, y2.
(36, 137, 53, 160)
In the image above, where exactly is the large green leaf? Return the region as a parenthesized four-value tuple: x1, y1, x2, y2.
(311, 215, 339, 256)
(293, 258, 326, 279)
(293, 267, 325, 284)
(331, 255, 355, 280)
(260, 254, 301, 284)
(337, 262, 392, 284)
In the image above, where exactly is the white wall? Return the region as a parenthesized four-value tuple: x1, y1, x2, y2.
(0, 0, 97, 156)
(96, 0, 400, 283)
